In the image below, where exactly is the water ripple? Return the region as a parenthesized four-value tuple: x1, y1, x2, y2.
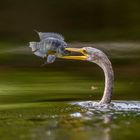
(71, 100, 140, 112)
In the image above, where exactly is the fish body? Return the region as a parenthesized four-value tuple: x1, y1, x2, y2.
(29, 32, 70, 64)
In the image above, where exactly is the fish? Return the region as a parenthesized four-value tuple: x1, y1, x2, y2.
(29, 32, 70, 65)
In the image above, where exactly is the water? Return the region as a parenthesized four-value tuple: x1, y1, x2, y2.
(0, 42, 140, 139)
(0, 101, 140, 140)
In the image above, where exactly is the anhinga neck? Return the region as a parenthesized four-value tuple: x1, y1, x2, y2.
(99, 59, 114, 104)
(92, 53, 114, 104)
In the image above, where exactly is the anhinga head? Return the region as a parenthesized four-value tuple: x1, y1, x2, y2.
(60, 47, 113, 73)
(59, 47, 104, 67)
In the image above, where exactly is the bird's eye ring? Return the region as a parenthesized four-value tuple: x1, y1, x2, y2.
(82, 49, 87, 55)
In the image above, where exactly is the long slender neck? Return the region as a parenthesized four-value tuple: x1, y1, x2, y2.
(87, 49, 114, 104)
(99, 59, 114, 104)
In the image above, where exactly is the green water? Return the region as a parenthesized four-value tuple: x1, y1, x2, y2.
(0, 43, 140, 140)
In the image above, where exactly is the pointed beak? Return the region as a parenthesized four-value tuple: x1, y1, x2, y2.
(58, 47, 87, 61)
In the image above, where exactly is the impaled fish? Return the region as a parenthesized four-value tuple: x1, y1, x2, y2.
(29, 32, 70, 64)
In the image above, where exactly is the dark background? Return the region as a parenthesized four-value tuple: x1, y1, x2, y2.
(0, 0, 140, 42)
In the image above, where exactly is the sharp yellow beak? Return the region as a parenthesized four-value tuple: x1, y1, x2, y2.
(59, 47, 87, 61)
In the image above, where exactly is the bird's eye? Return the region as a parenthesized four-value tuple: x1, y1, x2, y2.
(82, 49, 87, 54)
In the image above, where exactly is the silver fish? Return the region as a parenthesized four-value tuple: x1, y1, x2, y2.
(29, 32, 70, 64)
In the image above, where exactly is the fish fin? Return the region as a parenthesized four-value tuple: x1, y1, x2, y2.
(40, 54, 56, 67)
(47, 54, 56, 63)
(29, 42, 40, 52)
(34, 51, 46, 58)
(36, 32, 64, 41)
(29, 41, 48, 58)
(40, 61, 48, 67)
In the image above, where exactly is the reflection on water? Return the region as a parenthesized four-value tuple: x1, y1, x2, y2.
(29, 101, 140, 140)
(0, 101, 140, 140)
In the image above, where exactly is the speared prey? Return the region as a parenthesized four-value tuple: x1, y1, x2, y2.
(29, 32, 70, 65)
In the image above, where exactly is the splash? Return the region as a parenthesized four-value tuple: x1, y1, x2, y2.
(71, 101, 140, 112)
